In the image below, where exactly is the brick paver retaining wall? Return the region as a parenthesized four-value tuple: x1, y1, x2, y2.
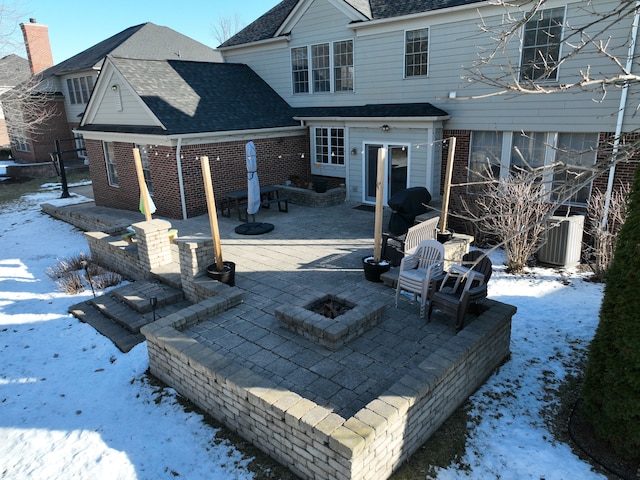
(142, 299, 515, 480)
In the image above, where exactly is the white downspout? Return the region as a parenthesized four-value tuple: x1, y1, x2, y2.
(176, 137, 188, 220)
(602, 2, 639, 227)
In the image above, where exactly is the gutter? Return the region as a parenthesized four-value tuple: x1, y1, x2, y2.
(176, 137, 188, 220)
(602, 1, 639, 228)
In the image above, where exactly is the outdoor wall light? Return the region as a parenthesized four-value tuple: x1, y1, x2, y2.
(111, 85, 118, 91)
(351, 148, 358, 155)
(380, 124, 390, 132)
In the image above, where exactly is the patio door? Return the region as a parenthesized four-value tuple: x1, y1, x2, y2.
(364, 144, 408, 203)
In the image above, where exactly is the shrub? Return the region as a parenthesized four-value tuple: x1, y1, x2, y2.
(581, 168, 640, 461)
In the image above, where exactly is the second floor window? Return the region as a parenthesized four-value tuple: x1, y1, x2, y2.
(520, 7, 565, 82)
(103, 141, 119, 187)
(291, 40, 354, 94)
(67, 75, 95, 104)
(405, 28, 429, 77)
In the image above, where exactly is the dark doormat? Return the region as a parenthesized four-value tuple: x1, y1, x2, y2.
(353, 204, 375, 212)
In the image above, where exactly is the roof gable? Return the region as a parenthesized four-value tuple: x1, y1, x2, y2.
(220, 0, 486, 48)
(81, 57, 300, 136)
(43, 23, 222, 78)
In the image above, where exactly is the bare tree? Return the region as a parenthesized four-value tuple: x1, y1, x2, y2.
(211, 13, 245, 45)
(584, 182, 630, 280)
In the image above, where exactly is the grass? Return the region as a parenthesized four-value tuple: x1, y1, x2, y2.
(0, 170, 90, 205)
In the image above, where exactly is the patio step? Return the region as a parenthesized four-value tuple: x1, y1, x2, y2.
(69, 279, 194, 351)
(112, 281, 184, 313)
(69, 301, 145, 353)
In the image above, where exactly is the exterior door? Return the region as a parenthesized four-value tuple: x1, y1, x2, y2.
(364, 144, 409, 203)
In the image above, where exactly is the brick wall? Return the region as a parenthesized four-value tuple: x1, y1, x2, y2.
(10, 95, 71, 164)
(87, 134, 311, 219)
(142, 299, 515, 480)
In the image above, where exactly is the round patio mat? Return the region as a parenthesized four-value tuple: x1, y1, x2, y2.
(235, 222, 274, 235)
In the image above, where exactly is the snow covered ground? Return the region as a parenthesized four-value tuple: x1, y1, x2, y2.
(0, 185, 606, 479)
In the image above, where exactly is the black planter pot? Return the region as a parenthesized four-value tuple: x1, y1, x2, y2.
(313, 179, 328, 193)
(362, 256, 391, 282)
(436, 230, 453, 244)
(206, 261, 236, 286)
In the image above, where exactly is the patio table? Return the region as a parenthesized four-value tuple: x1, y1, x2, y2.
(221, 185, 289, 222)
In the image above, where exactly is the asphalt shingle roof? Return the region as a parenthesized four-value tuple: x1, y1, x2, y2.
(0, 54, 30, 85)
(221, 0, 485, 47)
(294, 103, 448, 118)
(42, 23, 222, 78)
(80, 58, 299, 136)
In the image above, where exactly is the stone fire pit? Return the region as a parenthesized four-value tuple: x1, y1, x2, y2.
(275, 293, 386, 351)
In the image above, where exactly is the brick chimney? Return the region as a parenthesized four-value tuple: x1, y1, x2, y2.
(20, 18, 54, 74)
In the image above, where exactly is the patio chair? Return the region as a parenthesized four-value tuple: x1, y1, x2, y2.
(382, 215, 439, 267)
(395, 239, 445, 317)
(427, 250, 492, 332)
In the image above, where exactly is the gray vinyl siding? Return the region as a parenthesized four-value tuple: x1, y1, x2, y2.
(91, 72, 156, 126)
(224, 0, 637, 134)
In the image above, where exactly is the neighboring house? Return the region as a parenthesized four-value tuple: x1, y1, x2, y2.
(3, 21, 222, 166)
(0, 54, 30, 149)
(79, 0, 638, 221)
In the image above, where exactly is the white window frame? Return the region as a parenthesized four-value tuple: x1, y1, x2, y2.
(75, 135, 87, 162)
(13, 136, 30, 152)
(135, 144, 153, 195)
(404, 27, 430, 78)
(291, 39, 354, 94)
(311, 126, 347, 176)
(519, 6, 566, 82)
(66, 75, 96, 105)
(467, 130, 598, 206)
(103, 141, 119, 187)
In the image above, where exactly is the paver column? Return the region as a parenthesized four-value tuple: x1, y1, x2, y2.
(132, 219, 173, 273)
(174, 237, 215, 302)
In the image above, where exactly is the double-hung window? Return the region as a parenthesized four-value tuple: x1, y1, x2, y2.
(291, 40, 354, 94)
(314, 128, 345, 165)
(103, 141, 119, 187)
(405, 28, 429, 77)
(468, 130, 598, 205)
(520, 7, 565, 82)
(66, 75, 95, 104)
(136, 144, 153, 195)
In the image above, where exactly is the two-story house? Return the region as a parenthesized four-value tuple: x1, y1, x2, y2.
(77, 0, 638, 221)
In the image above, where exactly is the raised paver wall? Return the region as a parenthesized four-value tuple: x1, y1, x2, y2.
(142, 299, 515, 480)
(281, 186, 346, 207)
(84, 219, 174, 281)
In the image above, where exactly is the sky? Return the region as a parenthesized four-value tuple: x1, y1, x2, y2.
(13, 0, 282, 63)
(0, 175, 609, 479)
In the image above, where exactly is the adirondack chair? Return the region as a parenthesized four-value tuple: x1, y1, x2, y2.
(382, 215, 439, 267)
(395, 239, 445, 317)
(427, 250, 493, 332)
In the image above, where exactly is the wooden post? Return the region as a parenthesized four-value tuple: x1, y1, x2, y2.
(200, 156, 224, 271)
(133, 147, 152, 222)
(373, 147, 387, 263)
(439, 137, 456, 234)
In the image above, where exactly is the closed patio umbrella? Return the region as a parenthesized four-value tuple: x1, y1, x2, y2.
(246, 141, 260, 217)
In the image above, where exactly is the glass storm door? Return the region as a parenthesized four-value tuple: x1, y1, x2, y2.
(364, 144, 408, 203)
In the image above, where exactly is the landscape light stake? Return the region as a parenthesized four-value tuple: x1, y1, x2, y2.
(149, 296, 158, 322)
(80, 260, 95, 298)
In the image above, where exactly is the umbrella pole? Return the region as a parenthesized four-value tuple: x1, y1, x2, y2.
(133, 147, 152, 222)
(439, 137, 456, 234)
(200, 156, 224, 271)
(373, 147, 387, 263)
